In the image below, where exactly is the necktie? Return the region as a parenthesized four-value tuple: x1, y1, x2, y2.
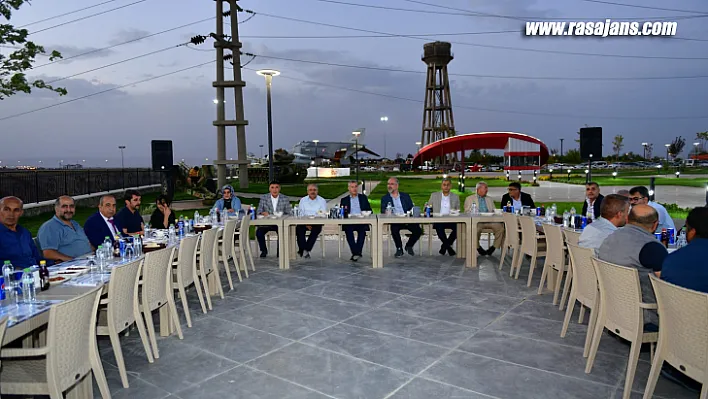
(109, 218, 117, 235)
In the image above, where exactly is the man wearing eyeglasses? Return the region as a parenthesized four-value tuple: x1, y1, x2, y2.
(628, 186, 675, 233)
(500, 182, 535, 210)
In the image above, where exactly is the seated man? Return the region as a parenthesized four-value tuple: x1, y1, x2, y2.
(661, 207, 708, 293)
(84, 194, 122, 250)
(628, 186, 675, 233)
(0, 196, 43, 268)
(597, 204, 667, 326)
(211, 184, 242, 219)
(581, 182, 604, 220)
(464, 181, 505, 256)
(296, 184, 327, 258)
(38, 196, 92, 262)
(381, 177, 421, 257)
(150, 194, 176, 229)
(500, 182, 535, 211)
(255, 181, 291, 257)
(427, 178, 459, 256)
(340, 180, 371, 261)
(578, 194, 629, 253)
(115, 189, 144, 235)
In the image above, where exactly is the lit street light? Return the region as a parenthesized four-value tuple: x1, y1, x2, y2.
(256, 69, 281, 182)
(380, 116, 389, 159)
(118, 146, 126, 169)
(642, 142, 649, 160)
(353, 130, 362, 184)
(313, 139, 320, 178)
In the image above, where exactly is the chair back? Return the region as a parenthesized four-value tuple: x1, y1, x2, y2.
(222, 219, 238, 257)
(46, 286, 103, 392)
(542, 223, 564, 268)
(176, 234, 199, 287)
(141, 246, 177, 312)
(107, 259, 142, 331)
(239, 211, 252, 237)
(649, 275, 708, 383)
(0, 315, 7, 371)
(563, 228, 581, 246)
(518, 216, 539, 253)
(591, 258, 644, 340)
(199, 228, 219, 275)
(566, 244, 599, 307)
(502, 213, 520, 247)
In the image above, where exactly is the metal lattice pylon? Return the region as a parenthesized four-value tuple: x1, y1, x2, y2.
(421, 41, 455, 148)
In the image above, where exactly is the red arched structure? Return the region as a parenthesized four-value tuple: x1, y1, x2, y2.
(412, 131, 550, 171)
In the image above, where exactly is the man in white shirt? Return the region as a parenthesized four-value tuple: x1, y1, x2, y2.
(579, 194, 630, 253)
(628, 186, 675, 233)
(296, 184, 328, 258)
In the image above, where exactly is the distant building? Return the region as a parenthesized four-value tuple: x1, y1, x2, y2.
(63, 164, 83, 169)
(291, 141, 380, 165)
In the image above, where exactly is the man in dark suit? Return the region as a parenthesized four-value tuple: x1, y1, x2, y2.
(340, 180, 372, 261)
(380, 177, 421, 257)
(83, 195, 122, 250)
(581, 182, 604, 220)
(500, 181, 535, 210)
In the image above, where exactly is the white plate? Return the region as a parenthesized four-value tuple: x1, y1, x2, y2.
(480, 212, 494, 216)
(48, 275, 72, 285)
(396, 214, 408, 217)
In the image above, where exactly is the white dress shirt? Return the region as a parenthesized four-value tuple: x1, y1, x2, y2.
(102, 214, 119, 237)
(440, 194, 451, 215)
(298, 195, 327, 216)
(579, 217, 617, 254)
(270, 195, 279, 213)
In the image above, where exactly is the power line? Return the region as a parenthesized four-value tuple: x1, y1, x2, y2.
(239, 30, 520, 39)
(257, 12, 708, 60)
(0, 60, 214, 122)
(575, 0, 708, 15)
(239, 50, 708, 80)
(29, 0, 152, 35)
(236, 66, 708, 120)
(19, 0, 121, 28)
(398, 0, 708, 22)
(32, 17, 213, 69)
(45, 44, 186, 85)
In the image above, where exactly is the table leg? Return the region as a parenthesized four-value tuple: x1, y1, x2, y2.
(469, 220, 478, 268)
(370, 221, 379, 268)
(376, 220, 385, 268)
(279, 223, 288, 270)
(456, 222, 462, 259)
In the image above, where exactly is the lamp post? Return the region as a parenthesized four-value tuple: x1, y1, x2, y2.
(380, 116, 389, 159)
(587, 153, 593, 183)
(567, 168, 571, 182)
(118, 146, 126, 169)
(353, 130, 361, 184)
(642, 142, 648, 160)
(312, 139, 320, 178)
(612, 169, 617, 179)
(256, 69, 281, 182)
(549, 168, 553, 180)
(694, 142, 700, 157)
(259, 144, 264, 162)
(559, 138, 564, 156)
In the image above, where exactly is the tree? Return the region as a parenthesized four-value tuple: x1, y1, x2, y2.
(1, 0, 66, 99)
(668, 136, 686, 159)
(564, 149, 582, 164)
(612, 134, 624, 161)
(696, 131, 708, 154)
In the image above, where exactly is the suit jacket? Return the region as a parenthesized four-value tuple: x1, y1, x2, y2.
(500, 192, 535, 208)
(582, 194, 604, 219)
(464, 194, 496, 213)
(380, 192, 414, 214)
(340, 193, 372, 212)
(427, 192, 460, 213)
(256, 193, 292, 215)
(84, 211, 121, 249)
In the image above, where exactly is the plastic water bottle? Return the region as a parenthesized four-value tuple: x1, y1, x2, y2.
(2, 260, 15, 299)
(563, 211, 570, 227)
(194, 210, 200, 224)
(21, 268, 35, 302)
(134, 235, 142, 256)
(471, 203, 478, 215)
(386, 203, 393, 216)
(168, 224, 176, 244)
(103, 236, 112, 251)
(676, 231, 687, 248)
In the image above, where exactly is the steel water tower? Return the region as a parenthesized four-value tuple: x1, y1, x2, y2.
(421, 41, 456, 147)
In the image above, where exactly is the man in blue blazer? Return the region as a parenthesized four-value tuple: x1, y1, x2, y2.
(380, 177, 421, 257)
(340, 180, 372, 261)
(83, 195, 122, 250)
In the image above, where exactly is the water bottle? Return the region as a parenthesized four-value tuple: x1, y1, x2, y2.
(250, 209, 255, 220)
(194, 210, 200, 224)
(103, 236, 112, 251)
(178, 220, 185, 237)
(134, 235, 142, 257)
(2, 260, 15, 300)
(168, 224, 176, 244)
(471, 202, 478, 216)
(563, 211, 570, 227)
(31, 265, 40, 290)
(22, 268, 35, 302)
(386, 203, 393, 216)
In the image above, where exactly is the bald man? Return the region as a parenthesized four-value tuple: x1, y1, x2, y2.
(598, 204, 667, 326)
(38, 196, 92, 262)
(0, 196, 43, 268)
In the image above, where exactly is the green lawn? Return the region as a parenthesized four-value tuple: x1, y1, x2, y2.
(551, 176, 707, 188)
(226, 180, 346, 199)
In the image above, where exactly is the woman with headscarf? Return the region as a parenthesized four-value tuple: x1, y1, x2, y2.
(211, 184, 243, 218)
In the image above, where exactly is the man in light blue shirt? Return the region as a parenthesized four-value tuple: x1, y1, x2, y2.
(579, 194, 629, 253)
(38, 196, 92, 262)
(628, 186, 675, 233)
(296, 184, 328, 258)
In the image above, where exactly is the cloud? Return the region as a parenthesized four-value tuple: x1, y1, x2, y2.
(108, 28, 152, 45)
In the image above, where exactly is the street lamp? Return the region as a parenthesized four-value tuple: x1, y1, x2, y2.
(642, 142, 648, 160)
(256, 69, 281, 182)
(352, 130, 362, 184)
(380, 116, 389, 159)
(259, 144, 264, 162)
(612, 169, 617, 179)
(118, 146, 126, 169)
(549, 168, 553, 180)
(312, 139, 320, 178)
(694, 142, 701, 157)
(567, 168, 572, 182)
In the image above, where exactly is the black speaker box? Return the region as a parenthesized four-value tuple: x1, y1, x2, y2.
(579, 127, 602, 160)
(151, 140, 173, 171)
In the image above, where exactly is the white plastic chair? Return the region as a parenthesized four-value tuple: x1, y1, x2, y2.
(499, 213, 520, 272)
(172, 234, 206, 327)
(561, 244, 600, 358)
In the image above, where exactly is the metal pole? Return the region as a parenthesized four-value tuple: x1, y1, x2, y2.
(355, 136, 359, 184)
(118, 146, 125, 169)
(559, 138, 564, 157)
(649, 177, 656, 201)
(265, 75, 275, 182)
(215, 0, 227, 190)
(228, 0, 250, 189)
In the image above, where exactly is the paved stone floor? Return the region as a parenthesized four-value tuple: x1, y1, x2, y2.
(89, 241, 697, 399)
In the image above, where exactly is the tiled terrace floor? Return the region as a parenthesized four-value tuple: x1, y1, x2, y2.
(86, 241, 696, 399)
